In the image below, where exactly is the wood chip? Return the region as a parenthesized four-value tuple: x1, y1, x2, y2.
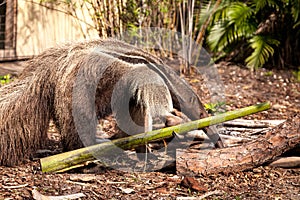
(32, 188, 86, 200)
(180, 177, 207, 192)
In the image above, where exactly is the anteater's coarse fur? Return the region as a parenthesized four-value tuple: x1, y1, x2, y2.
(0, 39, 223, 166)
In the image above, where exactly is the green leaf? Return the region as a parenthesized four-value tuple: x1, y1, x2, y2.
(0, 74, 12, 85)
(207, 21, 235, 51)
(246, 35, 280, 69)
(252, 0, 279, 12)
(228, 3, 254, 26)
(207, 2, 257, 53)
(291, 0, 300, 22)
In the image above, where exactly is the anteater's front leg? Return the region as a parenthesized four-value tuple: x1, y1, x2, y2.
(135, 107, 152, 161)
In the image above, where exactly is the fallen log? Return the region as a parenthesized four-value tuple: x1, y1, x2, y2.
(40, 102, 270, 173)
(176, 114, 300, 176)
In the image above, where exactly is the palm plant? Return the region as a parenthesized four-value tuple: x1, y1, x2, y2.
(204, 0, 300, 70)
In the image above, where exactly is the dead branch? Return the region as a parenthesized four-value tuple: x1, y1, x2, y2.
(269, 156, 300, 168)
(222, 119, 285, 128)
(176, 114, 300, 176)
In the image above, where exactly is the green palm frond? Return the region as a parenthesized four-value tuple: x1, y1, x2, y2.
(228, 3, 254, 25)
(228, 3, 257, 37)
(198, 0, 233, 30)
(246, 35, 280, 70)
(291, 0, 300, 22)
(207, 21, 235, 51)
(207, 2, 257, 52)
(252, 0, 279, 11)
(198, 1, 215, 27)
(294, 21, 300, 28)
(210, 0, 232, 22)
(205, 0, 300, 69)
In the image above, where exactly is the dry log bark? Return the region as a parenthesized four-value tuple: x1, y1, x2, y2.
(176, 114, 300, 176)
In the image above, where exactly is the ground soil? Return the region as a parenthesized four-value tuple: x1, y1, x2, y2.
(0, 61, 299, 199)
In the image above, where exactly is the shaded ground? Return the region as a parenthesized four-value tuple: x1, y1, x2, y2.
(0, 61, 299, 199)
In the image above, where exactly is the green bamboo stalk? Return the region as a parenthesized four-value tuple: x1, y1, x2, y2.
(41, 102, 271, 173)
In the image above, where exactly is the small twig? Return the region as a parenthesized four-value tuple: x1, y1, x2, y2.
(2, 183, 28, 189)
(176, 190, 223, 200)
(106, 181, 127, 184)
(187, 130, 251, 142)
(0, 0, 6, 7)
(32, 188, 86, 200)
(197, 190, 224, 199)
(223, 119, 285, 128)
(66, 180, 93, 187)
(269, 157, 300, 168)
(225, 127, 265, 132)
